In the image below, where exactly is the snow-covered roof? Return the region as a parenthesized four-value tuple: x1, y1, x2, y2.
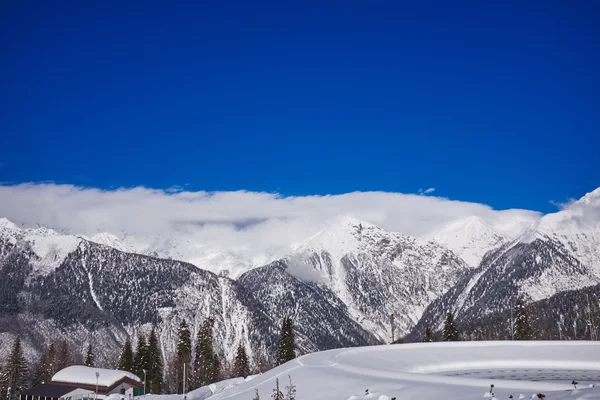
(52, 366, 141, 387)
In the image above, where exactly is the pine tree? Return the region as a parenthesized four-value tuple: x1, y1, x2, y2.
(55, 340, 71, 370)
(3, 337, 30, 400)
(424, 327, 433, 342)
(276, 317, 296, 366)
(271, 377, 284, 400)
(193, 317, 220, 387)
(176, 319, 192, 393)
(117, 337, 134, 372)
(233, 342, 250, 378)
(442, 312, 460, 341)
(514, 298, 533, 340)
(284, 375, 296, 400)
(147, 328, 163, 393)
(133, 335, 148, 380)
(33, 343, 56, 384)
(84, 344, 94, 367)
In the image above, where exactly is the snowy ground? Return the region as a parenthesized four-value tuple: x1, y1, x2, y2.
(147, 341, 600, 400)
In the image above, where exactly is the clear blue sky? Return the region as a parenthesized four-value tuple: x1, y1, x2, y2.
(1, 1, 598, 212)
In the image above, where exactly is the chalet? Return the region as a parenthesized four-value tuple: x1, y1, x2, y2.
(22, 366, 143, 400)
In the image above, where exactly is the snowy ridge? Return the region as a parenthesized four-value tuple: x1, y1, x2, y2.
(412, 189, 600, 338)
(284, 216, 471, 340)
(89, 232, 134, 253)
(425, 216, 508, 267)
(0, 217, 82, 273)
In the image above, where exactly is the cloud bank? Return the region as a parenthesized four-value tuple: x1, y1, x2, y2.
(0, 183, 542, 256)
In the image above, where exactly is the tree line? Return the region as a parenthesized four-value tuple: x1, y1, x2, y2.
(115, 316, 297, 394)
(0, 316, 297, 397)
(0, 337, 90, 400)
(419, 297, 535, 343)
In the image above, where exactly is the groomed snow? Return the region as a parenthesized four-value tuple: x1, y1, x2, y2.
(205, 341, 600, 400)
(52, 365, 141, 387)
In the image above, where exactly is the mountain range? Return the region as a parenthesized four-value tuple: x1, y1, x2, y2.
(0, 187, 599, 369)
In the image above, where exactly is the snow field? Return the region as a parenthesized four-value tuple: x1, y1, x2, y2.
(207, 341, 600, 400)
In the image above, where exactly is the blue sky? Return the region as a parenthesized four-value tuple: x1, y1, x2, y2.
(1, 1, 598, 213)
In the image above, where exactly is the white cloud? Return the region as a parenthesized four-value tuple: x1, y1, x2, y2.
(418, 187, 436, 195)
(0, 183, 542, 258)
(549, 198, 577, 210)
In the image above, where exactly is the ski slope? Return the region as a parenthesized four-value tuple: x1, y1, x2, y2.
(205, 341, 600, 400)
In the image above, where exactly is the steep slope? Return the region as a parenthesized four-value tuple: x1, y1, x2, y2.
(525, 187, 600, 276)
(280, 217, 471, 340)
(407, 283, 600, 342)
(238, 261, 380, 353)
(410, 189, 600, 337)
(0, 234, 378, 367)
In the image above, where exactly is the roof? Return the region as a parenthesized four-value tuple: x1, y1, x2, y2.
(52, 366, 141, 388)
(23, 383, 89, 397)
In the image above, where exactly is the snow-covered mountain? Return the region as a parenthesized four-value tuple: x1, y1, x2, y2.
(522, 187, 600, 276)
(0, 217, 279, 279)
(282, 216, 472, 340)
(0, 236, 378, 366)
(0, 216, 467, 365)
(0, 217, 82, 273)
(424, 216, 509, 267)
(1, 187, 599, 368)
(103, 233, 282, 278)
(410, 188, 600, 338)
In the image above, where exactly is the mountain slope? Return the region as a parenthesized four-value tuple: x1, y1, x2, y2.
(282, 216, 471, 340)
(0, 232, 378, 366)
(410, 190, 600, 338)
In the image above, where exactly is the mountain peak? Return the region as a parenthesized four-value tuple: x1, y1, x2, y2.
(294, 216, 389, 258)
(0, 217, 19, 231)
(577, 186, 600, 206)
(89, 232, 133, 253)
(426, 215, 507, 267)
(326, 215, 380, 232)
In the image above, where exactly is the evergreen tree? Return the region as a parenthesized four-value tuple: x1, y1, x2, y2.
(284, 375, 296, 400)
(147, 328, 163, 393)
(3, 337, 30, 400)
(271, 377, 284, 400)
(442, 312, 460, 341)
(233, 342, 250, 378)
(84, 344, 94, 367)
(276, 317, 296, 366)
(176, 319, 192, 393)
(133, 335, 148, 380)
(514, 297, 533, 340)
(55, 340, 71, 370)
(33, 343, 56, 384)
(117, 337, 134, 372)
(193, 317, 220, 387)
(423, 327, 434, 342)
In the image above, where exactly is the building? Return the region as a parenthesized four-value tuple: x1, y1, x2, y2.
(21, 383, 94, 400)
(22, 366, 143, 400)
